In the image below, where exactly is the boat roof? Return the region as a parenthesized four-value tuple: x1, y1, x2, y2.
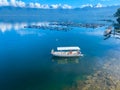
(57, 46, 80, 50)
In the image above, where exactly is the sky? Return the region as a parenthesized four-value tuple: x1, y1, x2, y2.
(22, 0, 120, 6)
(0, 0, 120, 8)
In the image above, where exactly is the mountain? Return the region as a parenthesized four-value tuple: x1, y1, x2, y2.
(0, 5, 119, 23)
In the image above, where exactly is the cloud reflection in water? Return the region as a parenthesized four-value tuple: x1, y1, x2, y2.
(0, 22, 50, 36)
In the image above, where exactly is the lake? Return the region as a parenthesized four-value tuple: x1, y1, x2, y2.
(0, 7, 120, 90)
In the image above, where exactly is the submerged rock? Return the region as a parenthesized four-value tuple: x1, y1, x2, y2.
(24, 22, 105, 32)
(64, 53, 120, 90)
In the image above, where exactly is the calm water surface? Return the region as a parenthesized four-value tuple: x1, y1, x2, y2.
(0, 8, 120, 90)
(0, 22, 120, 90)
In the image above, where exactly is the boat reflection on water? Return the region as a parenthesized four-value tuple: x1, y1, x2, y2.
(104, 34, 111, 40)
(52, 57, 80, 64)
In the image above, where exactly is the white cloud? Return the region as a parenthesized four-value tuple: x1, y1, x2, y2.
(29, 2, 42, 8)
(80, 3, 104, 8)
(50, 4, 61, 9)
(0, 22, 50, 33)
(0, 22, 47, 36)
(28, 3, 71, 9)
(34, 3, 41, 8)
(95, 3, 103, 8)
(0, 22, 27, 32)
(14, 23, 27, 30)
(10, 0, 16, 7)
(0, 0, 72, 9)
(80, 4, 93, 8)
(16, 0, 26, 7)
(50, 4, 72, 9)
(0, 23, 12, 32)
(0, 0, 9, 6)
(36, 22, 49, 26)
(40, 4, 49, 9)
(0, 0, 26, 7)
(62, 4, 72, 9)
(29, 2, 35, 8)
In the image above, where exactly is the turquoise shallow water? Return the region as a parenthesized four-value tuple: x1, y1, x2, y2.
(0, 7, 120, 90)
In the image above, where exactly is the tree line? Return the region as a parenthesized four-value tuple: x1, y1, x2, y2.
(114, 8, 120, 24)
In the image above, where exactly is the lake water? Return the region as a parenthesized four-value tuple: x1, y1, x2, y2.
(0, 7, 120, 90)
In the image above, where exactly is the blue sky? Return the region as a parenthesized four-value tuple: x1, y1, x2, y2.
(23, 0, 120, 7)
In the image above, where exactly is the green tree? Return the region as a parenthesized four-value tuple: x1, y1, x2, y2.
(114, 8, 120, 24)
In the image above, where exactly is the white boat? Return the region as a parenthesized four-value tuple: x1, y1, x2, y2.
(51, 46, 83, 57)
(104, 28, 112, 36)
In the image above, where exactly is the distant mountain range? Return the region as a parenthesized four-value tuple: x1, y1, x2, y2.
(0, 3, 119, 23)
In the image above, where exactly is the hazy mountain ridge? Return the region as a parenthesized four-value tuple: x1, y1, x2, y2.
(0, 5, 119, 23)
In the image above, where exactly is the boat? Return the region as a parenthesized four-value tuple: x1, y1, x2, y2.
(104, 27, 112, 36)
(51, 46, 83, 57)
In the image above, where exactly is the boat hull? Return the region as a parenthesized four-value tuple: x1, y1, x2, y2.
(51, 53, 83, 57)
